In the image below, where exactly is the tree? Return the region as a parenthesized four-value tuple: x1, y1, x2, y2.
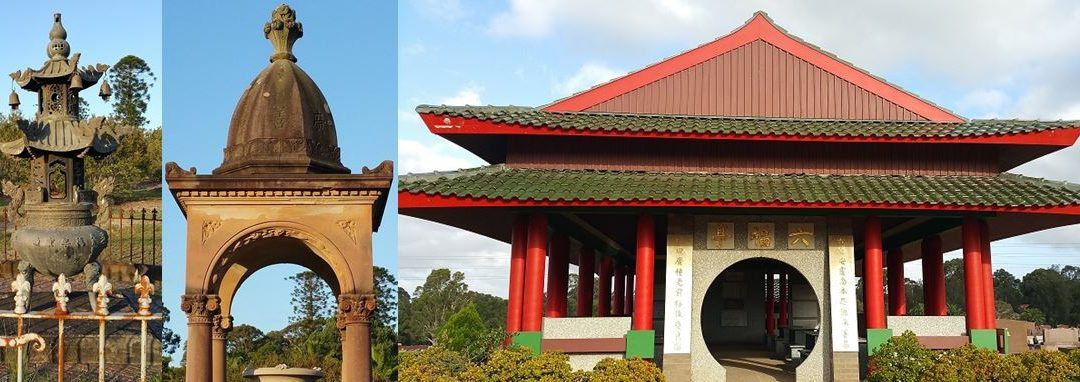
(404, 269, 470, 344)
(437, 303, 494, 361)
(372, 266, 399, 382)
(994, 269, 1024, 313)
(1022, 268, 1073, 325)
(943, 258, 967, 315)
(109, 55, 155, 128)
(288, 271, 333, 337)
(467, 291, 507, 332)
(1019, 307, 1047, 325)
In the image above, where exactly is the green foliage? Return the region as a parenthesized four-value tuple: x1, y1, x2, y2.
(400, 346, 470, 382)
(867, 331, 934, 382)
(287, 271, 334, 337)
(587, 358, 665, 382)
(437, 303, 503, 362)
(109, 55, 156, 128)
(400, 346, 666, 382)
(0, 114, 28, 186)
(400, 268, 476, 344)
(372, 267, 400, 382)
(868, 333, 1080, 382)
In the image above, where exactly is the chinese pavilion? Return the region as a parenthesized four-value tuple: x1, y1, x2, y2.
(398, 12, 1080, 382)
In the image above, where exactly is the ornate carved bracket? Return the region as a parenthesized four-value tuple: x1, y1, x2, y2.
(336, 293, 376, 330)
(180, 294, 221, 325)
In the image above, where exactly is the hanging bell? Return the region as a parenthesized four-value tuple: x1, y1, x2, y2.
(70, 73, 84, 90)
(98, 79, 111, 101)
(7, 90, 18, 110)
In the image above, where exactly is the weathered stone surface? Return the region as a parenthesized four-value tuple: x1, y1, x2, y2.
(887, 315, 967, 337)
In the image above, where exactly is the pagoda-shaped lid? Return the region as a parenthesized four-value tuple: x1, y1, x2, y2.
(9, 14, 109, 93)
(214, 4, 349, 176)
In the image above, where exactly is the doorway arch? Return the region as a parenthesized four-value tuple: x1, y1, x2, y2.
(701, 258, 821, 381)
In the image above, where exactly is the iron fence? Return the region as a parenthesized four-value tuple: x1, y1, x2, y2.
(0, 209, 161, 266)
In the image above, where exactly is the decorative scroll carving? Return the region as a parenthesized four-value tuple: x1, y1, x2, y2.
(336, 293, 376, 330)
(337, 220, 358, 243)
(361, 160, 394, 176)
(212, 315, 232, 340)
(164, 162, 197, 177)
(180, 294, 221, 325)
(202, 219, 221, 244)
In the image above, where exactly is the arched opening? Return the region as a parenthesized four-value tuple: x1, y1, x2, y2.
(701, 258, 820, 382)
(208, 231, 350, 378)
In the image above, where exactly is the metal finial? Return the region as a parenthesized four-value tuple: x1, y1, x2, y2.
(46, 13, 70, 60)
(263, 4, 303, 63)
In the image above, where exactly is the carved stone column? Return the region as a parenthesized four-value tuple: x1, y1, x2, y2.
(338, 293, 376, 382)
(211, 314, 232, 382)
(181, 294, 219, 382)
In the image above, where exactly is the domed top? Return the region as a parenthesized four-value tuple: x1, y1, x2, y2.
(214, 4, 349, 175)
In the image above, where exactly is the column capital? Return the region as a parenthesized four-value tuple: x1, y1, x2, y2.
(181, 294, 221, 325)
(212, 314, 233, 340)
(337, 293, 377, 330)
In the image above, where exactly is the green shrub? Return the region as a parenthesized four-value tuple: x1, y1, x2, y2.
(1011, 350, 1080, 382)
(399, 346, 470, 382)
(924, 345, 1021, 382)
(588, 357, 665, 381)
(868, 331, 934, 382)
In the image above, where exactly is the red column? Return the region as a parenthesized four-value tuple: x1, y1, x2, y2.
(921, 236, 947, 316)
(576, 247, 595, 317)
(766, 272, 776, 336)
(887, 248, 907, 316)
(864, 216, 886, 329)
(546, 233, 570, 318)
(522, 214, 548, 332)
(962, 219, 986, 331)
(506, 216, 528, 333)
(625, 270, 635, 315)
(598, 257, 612, 317)
(980, 220, 997, 329)
(613, 265, 625, 316)
(778, 273, 789, 329)
(633, 214, 655, 330)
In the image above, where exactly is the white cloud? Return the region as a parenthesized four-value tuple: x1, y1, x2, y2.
(398, 216, 511, 297)
(486, 1, 1080, 84)
(402, 42, 427, 56)
(552, 62, 625, 97)
(399, 139, 483, 174)
(957, 89, 1010, 117)
(440, 85, 483, 105)
(412, 0, 468, 22)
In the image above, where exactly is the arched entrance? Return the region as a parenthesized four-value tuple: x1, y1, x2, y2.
(702, 258, 820, 382)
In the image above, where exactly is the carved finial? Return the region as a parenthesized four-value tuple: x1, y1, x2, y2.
(134, 275, 155, 316)
(52, 274, 72, 314)
(10, 273, 30, 315)
(263, 4, 303, 63)
(47, 13, 70, 60)
(90, 275, 113, 315)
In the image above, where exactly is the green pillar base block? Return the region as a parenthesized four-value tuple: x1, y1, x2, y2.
(511, 331, 543, 356)
(969, 329, 997, 351)
(625, 330, 655, 359)
(866, 328, 893, 355)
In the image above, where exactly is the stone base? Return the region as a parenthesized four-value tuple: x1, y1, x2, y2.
(832, 351, 860, 382)
(662, 353, 690, 382)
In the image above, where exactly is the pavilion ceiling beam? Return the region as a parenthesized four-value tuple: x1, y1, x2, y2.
(549, 213, 627, 261)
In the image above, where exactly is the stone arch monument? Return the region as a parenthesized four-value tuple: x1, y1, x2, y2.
(165, 5, 393, 382)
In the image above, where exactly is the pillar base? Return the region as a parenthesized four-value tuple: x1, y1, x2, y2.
(866, 328, 893, 355)
(511, 331, 543, 356)
(625, 330, 655, 359)
(969, 329, 997, 351)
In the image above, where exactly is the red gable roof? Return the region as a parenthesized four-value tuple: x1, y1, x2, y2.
(543, 12, 965, 122)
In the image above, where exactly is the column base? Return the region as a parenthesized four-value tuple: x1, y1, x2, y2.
(625, 330, 655, 359)
(969, 329, 997, 351)
(866, 328, 893, 355)
(511, 331, 543, 356)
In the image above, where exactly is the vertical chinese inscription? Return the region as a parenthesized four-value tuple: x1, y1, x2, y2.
(663, 233, 693, 354)
(829, 234, 858, 352)
(706, 222, 734, 250)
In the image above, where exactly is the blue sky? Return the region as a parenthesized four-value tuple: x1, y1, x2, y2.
(162, 0, 397, 352)
(1, 1, 162, 127)
(398, 0, 1080, 297)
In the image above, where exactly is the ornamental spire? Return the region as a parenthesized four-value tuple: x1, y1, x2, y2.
(263, 4, 303, 63)
(47, 13, 70, 60)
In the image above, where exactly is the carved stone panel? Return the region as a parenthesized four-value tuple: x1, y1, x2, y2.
(747, 222, 775, 250)
(706, 222, 734, 250)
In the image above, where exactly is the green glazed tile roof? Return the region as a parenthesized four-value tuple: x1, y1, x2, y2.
(400, 165, 1080, 208)
(416, 105, 1080, 138)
